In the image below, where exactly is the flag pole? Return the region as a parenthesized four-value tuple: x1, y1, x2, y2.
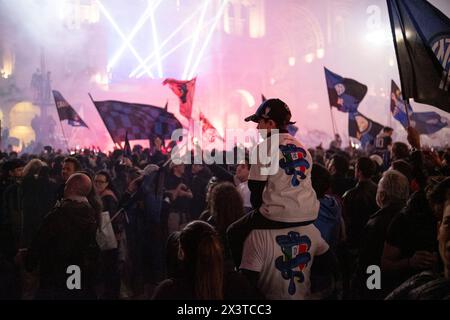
(387, 0, 412, 129)
(58, 116, 70, 152)
(52, 95, 70, 152)
(404, 99, 411, 127)
(329, 107, 337, 136)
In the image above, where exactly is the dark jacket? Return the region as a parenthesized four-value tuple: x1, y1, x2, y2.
(385, 271, 450, 300)
(190, 167, 212, 220)
(342, 179, 379, 250)
(152, 260, 262, 300)
(21, 175, 58, 248)
(25, 199, 98, 299)
(354, 202, 405, 299)
(330, 174, 355, 198)
(384, 191, 438, 290)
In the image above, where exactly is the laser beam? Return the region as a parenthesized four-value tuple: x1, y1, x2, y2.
(96, 0, 154, 78)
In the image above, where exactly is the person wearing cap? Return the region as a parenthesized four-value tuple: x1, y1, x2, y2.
(227, 98, 333, 300)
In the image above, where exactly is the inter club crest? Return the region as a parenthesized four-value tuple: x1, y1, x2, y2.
(275, 231, 312, 295)
(279, 144, 310, 187)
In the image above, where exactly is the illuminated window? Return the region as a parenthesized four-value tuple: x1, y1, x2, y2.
(224, 0, 265, 38)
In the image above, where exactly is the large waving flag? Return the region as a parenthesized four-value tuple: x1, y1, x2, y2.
(52, 90, 88, 128)
(390, 80, 413, 128)
(348, 112, 384, 148)
(324, 67, 368, 113)
(199, 112, 223, 143)
(411, 112, 448, 134)
(391, 80, 448, 134)
(162, 77, 196, 119)
(91, 98, 182, 144)
(387, 0, 450, 113)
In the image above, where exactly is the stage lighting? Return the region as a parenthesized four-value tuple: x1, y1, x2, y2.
(316, 48, 325, 59)
(187, 0, 229, 80)
(288, 57, 296, 66)
(96, 0, 154, 78)
(182, 0, 210, 80)
(305, 53, 314, 64)
(129, 5, 206, 78)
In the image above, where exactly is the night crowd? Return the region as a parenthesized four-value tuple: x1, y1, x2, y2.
(0, 98, 449, 300)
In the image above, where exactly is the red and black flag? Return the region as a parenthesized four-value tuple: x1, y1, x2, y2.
(199, 112, 223, 143)
(162, 77, 197, 119)
(52, 90, 88, 128)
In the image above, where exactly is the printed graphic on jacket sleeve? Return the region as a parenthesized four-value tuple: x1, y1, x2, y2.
(279, 144, 310, 187)
(275, 231, 311, 295)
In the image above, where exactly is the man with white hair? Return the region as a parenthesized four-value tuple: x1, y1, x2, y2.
(353, 170, 409, 299)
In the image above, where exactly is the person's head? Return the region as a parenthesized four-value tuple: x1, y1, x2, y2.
(191, 164, 203, 175)
(64, 173, 92, 199)
(178, 221, 224, 299)
(390, 160, 413, 183)
(171, 163, 185, 177)
(442, 150, 450, 167)
(376, 170, 409, 208)
(427, 177, 450, 279)
(391, 142, 409, 161)
(94, 170, 113, 194)
(426, 177, 450, 222)
(209, 182, 244, 235)
(244, 98, 295, 132)
(327, 154, 349, 176)
(153, 136, 162, 150)
(438, 204, 450, 278)
(235, 161, 250, 183)
(311, 163, 331, 199)
(355, 157, 375, 181)
(2, 159, 25, 179)
(383, 126, 394, 137)
(62, 157, 81, 181)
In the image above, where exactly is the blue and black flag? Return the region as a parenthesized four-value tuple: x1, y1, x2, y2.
(390, 80, 414, 128)
(348, 112, 384, 148)
(387, 0, 450, 113)
(411, 112, 448, 135)
(391, 80, 448, 134)
(91, 99, 182, 144)
(52, 90, 88, 128)
(324, 67, 368, 113)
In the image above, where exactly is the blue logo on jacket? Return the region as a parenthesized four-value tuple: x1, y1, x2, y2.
(279, 144, 310, 187)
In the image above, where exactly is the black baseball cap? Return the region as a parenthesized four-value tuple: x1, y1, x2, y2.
(244, 98, 295, 125)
